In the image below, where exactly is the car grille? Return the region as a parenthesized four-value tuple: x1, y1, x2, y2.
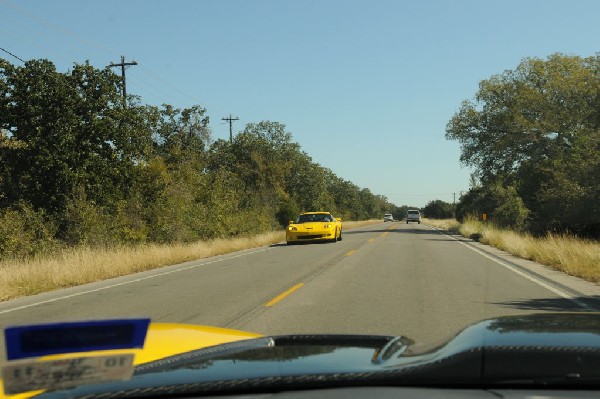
(297, 235, 324, 239)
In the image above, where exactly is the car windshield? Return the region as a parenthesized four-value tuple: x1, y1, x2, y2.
(296, 214, 332, 223)
(1, 1, 599, 397)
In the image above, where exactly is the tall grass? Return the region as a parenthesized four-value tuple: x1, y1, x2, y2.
(459, 218, 600, 284)
(424, 217, 600, 284)
(422, 218, 460, 232)
(0, 231, 284, 301)
(0, 220, 381, 302)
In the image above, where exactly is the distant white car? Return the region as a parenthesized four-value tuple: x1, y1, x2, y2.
(406, 210, 421, 224)
(383, 214, 394, 222)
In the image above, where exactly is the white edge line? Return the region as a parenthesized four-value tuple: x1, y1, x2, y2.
(0, 248, 270, 315)
(426, 226, 595, 311)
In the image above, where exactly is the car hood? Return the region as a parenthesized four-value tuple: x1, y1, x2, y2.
(5, 313, 600, 398)
(1, 323, 260, 399)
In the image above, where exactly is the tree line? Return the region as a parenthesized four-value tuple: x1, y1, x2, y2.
(446, 53, 600, 237)
(0, 58, 398, 259)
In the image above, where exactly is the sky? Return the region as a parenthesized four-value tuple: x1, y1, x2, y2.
(2, 0, 599, 207)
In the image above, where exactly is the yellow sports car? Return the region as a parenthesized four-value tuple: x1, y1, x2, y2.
(286, 211, 342, 244)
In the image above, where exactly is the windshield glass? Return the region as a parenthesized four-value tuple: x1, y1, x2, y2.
(296, 214, 333, 223)
(1, 0, 599, 396)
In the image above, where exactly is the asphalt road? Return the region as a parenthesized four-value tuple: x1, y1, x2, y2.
(1, 222, 599, 357)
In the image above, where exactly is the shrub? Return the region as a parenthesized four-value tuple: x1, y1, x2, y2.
(0, 202, 58, 259)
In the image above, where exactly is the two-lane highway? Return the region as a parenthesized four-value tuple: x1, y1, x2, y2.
(1, 222, 598, 356)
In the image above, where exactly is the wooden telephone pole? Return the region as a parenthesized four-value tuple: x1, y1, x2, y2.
(222, 114, 239, 143)
(109, 56, 137, 107)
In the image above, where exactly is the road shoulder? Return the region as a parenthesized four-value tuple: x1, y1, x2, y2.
(425, 225, 600, 311)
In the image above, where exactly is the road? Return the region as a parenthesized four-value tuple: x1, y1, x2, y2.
(1, 222, 599, 356)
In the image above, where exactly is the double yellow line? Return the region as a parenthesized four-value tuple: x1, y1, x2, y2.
(264, 226, 394, 307)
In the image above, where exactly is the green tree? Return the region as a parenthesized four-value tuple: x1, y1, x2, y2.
(0, 59, 152, 216)
(423, 200, 454, 219)
(286, 152, 334, 213)
(455, 184, 529, 229)
(446, 53, 600, 233)
(151, 104, 210, 166)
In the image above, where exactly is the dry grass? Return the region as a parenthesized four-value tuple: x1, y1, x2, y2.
(0, 231, 285, 302)
(0, 219, 381, 302)
(342, 219, 381, 229)
(422, 218, 460, 232)
(459, 218, 600, 284)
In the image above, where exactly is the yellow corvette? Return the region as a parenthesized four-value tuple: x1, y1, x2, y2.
(286, 211, 342, 244)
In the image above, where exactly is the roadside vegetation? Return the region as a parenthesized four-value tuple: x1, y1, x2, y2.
(0, 57, 398, 300)
(421, 218, 459, 232)
(419, 53, 600, 285)
(445, 53, 600, 238)
(0, 219, 380, 301)
(423, 217, 600, 285)
(0, 58, 399, 264)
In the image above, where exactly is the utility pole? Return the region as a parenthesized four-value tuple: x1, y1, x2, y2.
(109, 56, 137, 107)
(221, 114, 239, 143)
(453, 192, 456, 219)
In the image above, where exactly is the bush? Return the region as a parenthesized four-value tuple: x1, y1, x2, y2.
(456, 184, 529, 229)
(60, 191, 118, 247)
(276, 199, 300, 227)
(423, 200, 454, 219)
(0, 202, 58, 259)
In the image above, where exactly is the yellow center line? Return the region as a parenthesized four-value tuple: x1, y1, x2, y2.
(346, 249, 357, 256)
(368, 238, 375, 243)
(380, 232, 388, 237)
(263, 283, 304, 307)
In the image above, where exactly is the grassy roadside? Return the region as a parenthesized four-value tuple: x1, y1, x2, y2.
(421, 218, 460, 232)
(0, 219, 381, 302)
(423, 218, 600, 285)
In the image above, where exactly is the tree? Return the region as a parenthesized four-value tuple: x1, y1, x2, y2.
(0, 57, 403, 257)
(455, 184, 529, 229)
(285, 152, 334, 213)
(0, 59, 152, 215)
(446, 53, 600, 233)
(423, 200, 454, 219)
(151, 104, 210, 166)
(446, 54, 598, 181)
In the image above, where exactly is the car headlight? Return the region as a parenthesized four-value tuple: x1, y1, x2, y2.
(289, 226, 297, 231)
(323, 224, 331, 229)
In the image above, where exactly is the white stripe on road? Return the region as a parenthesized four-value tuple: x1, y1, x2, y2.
(0, 248, 270, 315)
(427, 226, 595, 311)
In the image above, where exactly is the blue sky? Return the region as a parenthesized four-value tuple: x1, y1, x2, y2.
(2, 0, 599, 207)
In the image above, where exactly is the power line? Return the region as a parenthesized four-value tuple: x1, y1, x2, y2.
(0, 0, 205, 112)
(137, 62, 201, 104)
(0, 11, 87, 61)
(0, 25, 71, 62)
(0, 0, 119, 56)
(126, 79, 169, 104)
(0, 46, 24, 63)
(221, 114, 239, 143)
